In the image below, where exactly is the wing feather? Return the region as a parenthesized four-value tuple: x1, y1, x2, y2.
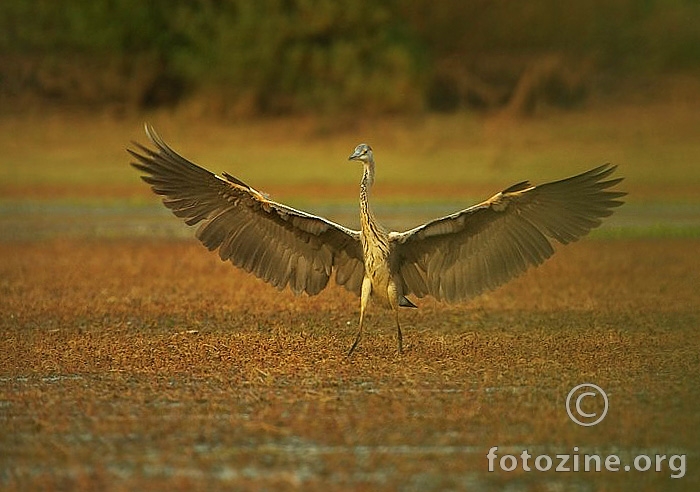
(129, 124, 364, 297)
(392, 164, 625, 302)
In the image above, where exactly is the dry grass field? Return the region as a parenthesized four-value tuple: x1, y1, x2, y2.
(1, 104, 699, 490)
(2, 239, 698, 491)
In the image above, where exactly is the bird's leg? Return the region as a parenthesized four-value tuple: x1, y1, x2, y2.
(394, 307, 403, 354)
(347, 277, 372, 356)
(388, 282, 403, 354)
(347, 310, 365, 357)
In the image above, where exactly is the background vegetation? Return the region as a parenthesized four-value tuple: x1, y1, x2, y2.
(2, 0, 699, 116)
(2, 4, 699, 491)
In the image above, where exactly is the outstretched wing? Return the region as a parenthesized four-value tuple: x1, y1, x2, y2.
(391, 164, 625, 302)
(128, 125, 365, 296)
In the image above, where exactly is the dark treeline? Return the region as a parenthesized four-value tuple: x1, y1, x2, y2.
(2, 0, 699, 116)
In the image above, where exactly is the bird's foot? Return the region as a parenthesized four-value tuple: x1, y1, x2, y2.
(347, 333, 362, 357)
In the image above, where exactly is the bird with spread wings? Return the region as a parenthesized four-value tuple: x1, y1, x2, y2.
(129, 125, 625, 355)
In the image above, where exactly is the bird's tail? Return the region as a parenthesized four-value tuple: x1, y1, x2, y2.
(399, 296, 417, 308)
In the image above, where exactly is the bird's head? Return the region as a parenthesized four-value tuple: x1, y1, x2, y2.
(348, 143, 373, 164)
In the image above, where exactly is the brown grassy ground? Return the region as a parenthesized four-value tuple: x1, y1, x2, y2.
(1, 102, 699, 490)
(1, 237, 698, 491)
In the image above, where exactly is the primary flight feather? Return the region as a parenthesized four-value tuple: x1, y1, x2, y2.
(129, 125, 625, 354)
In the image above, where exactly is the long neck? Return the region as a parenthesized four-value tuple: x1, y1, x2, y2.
(359, 160, 387, 244)
(359, 161, 376, 224)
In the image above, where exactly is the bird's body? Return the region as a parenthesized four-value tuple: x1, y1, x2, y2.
(129, 126, 625, 354)
(358, 159, 394, 308)
(354, 153, 405, 353)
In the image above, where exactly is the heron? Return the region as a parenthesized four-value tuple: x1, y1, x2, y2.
(129, 125, 625, 355)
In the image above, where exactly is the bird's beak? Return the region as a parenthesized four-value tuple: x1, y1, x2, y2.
(348, 150, 361, 161)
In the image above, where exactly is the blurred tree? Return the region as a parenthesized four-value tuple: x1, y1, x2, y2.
(0, 0, 698, 115)
(168, 0, 423, 115)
